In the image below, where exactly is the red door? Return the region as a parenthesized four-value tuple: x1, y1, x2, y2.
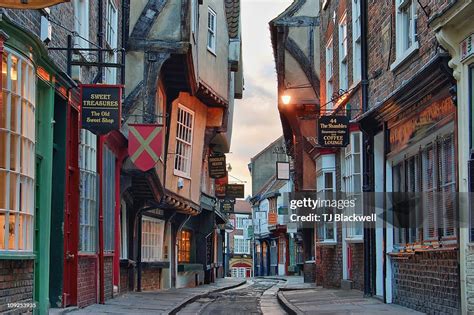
(63, 101, 80, 306)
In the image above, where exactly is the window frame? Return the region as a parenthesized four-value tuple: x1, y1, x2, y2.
(338, 13, 349, 91)
(141, 216, 165, 262)
(0, 48, 36, 254)
(352, 0, 362, 83)
(343, 132, 363, 242)
(104, 0, 118, 84)
(392, 0, 419, 70)
(325, 38, 334, 111)
(207, 7, 217, 54)
(316, 154, 337, 244)
(178, 229, 192, 263)
(233, 235, 250, 254)
(73, 0, 90, 50)
(174, 105, 194, 178)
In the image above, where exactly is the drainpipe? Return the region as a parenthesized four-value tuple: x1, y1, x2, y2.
(360, 0, 372, 297)
(98, 135, 105, 304)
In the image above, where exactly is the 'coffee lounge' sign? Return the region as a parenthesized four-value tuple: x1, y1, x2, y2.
(318, 116, 349, 147)
(81, 84, 122, 135)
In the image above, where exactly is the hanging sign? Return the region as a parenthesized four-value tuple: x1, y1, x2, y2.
(461, 33, 474, 61)
(276, 161, 290, 180)
(0, 0, 69, 9)
(215, 176, 228, 199)
(128, 124, 164, 172)
(318, 116, 349, 147)
(81, 84, 122, 135)
(226, 184, 245, 199)
(220, 199, 235, 213)
(209, 154, 227, 179)
(245, 225, 254, 239)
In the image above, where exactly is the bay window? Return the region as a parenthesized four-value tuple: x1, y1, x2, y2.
(207, 7, 217, 54)
(141, 216, 165, 262)
(0, 48, 36, 252)
(316, 154, 337, 244)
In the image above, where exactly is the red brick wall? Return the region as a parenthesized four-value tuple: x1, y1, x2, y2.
(0, 260, 34, 313)
(104, 256, 114, 300)
(392, 250, 459, 314)
(316, 226, 343, 288)
(349, 243, 364, 291)
(141, 268, 161, 291)
(77, 256, 97, 308)
(119, 265, 131, 294)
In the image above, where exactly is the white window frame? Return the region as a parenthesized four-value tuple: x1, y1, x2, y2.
(392, 0, 418, 70)
(343, 132, 363, 242)
(339, 14, 349, 91)
(0, 48, 36, 253)
(73, 0, 90, 49)
(174, 105, 194, 177)
(79, 129, 98, 253)
(235, 214, 248, 230)
(352, 0, 362, 83)
(233, 235, 250, 254)
(141, 216, 165, 262)
(104, 0, 118, 84)
(207, 7, 217, 54)
(316, 154, 337, 244)
(191, 0, 199, 42)
(325, 38, 334, 112)
(120, 200, 128, 259)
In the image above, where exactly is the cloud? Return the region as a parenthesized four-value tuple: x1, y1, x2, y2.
(229, 0, 292, 196)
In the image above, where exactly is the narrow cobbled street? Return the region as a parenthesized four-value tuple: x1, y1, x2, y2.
(177, 278, 284, 315)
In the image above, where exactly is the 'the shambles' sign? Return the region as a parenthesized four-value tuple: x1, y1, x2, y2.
(318, 116, 349, 147)
(81, 84, 122, 135)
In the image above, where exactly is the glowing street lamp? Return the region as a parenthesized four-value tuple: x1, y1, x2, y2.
(281, 94, 291, 105)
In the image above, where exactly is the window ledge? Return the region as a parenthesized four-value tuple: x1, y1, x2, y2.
(390, 43, 419, 72)
(316, 241, 337, 246)
(207, 47, 217, 56)
(0, 252, 36, 260)
(173, 170, 191, 180)
(345, 237, 364, 243)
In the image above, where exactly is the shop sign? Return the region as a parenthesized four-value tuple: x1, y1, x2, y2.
(461, 33, 474, 61)
(225, 184, 245, 199)
(209, 154, 227, 179)
(278, 206, 288, 215)
(0, 0, 69, 9)
(220, 199, 235, 213)
(318, 116, 349, 147)
(389, 97, 454, 153)
(276, 162, 290, 180)
(215, 176, 228, 199)
(81, 84, 121, 135)
(128, 124, 164, 172)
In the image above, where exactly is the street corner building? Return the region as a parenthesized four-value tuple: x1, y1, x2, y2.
(0, 0, 243, 313)
(267, 0, 474, 314)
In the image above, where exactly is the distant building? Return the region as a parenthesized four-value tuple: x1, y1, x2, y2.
(229, 199, 253, 278)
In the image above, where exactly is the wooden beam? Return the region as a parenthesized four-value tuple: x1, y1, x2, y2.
(122, 81, 144, 120)
(144, 52, 170, 123)
(273, 16, 319, 27)
(129, 0, 168, 39)
(127, 39, 190, 53)
(285, 37, 320, 97)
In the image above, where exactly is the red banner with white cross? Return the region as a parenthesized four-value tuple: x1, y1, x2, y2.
(128, 124, 164, 172)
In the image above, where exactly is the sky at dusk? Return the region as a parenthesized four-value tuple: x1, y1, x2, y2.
(228, 0, 292, 197)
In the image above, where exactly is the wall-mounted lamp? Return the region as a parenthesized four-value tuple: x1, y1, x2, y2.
(281, 95, 292, 105)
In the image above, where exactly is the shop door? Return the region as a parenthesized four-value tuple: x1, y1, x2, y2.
(63, 105, 79, 306)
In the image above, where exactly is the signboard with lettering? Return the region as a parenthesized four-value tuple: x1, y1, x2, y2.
(268, 212, 278, 225)
(81, 84, 122, 135)
(215, 176, 228, 199)
(225, 184, 245, 199)
(461, 33, 474, 61)
(220, 199, 235, 213)
(318, 116, 349, 147)
(276, 162, 290, 180)
(209, 154, 227, 179)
